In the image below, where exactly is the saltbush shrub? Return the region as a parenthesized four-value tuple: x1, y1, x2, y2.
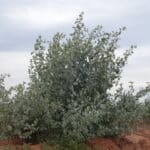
(0, 13, 149, 145)
(143, 98, 150, 121)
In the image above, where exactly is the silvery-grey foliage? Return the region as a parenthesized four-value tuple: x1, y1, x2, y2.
(0, 13, 149, 143)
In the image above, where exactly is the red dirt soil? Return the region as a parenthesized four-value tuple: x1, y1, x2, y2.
(87, 124, 150, 150)
(0, 139, 23, 146)
(0, 124, 150, 150)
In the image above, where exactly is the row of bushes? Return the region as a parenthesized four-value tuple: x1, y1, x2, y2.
(0, 13, 149, 147)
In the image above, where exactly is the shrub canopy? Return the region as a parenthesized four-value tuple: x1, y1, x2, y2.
(0, 13, 149, 143)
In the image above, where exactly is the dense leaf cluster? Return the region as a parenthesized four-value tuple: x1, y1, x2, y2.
(0, 13, 149, 143)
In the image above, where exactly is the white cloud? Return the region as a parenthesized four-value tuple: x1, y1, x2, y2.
(2, 0, 150, 29)
(0, 51, 30, 87)
(121, 45, 150, 87)
(5, 8, 73, 28)
(3, 2, 81, 29)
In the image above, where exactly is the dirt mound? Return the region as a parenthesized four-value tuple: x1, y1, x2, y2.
(87, 138, 120, 150)
(30, 144, 41, 150)
(0, 144, 41, 150)
(120, 129, 150, 150)
(0, 124, 150, 150)
(0, 139, 23, 146)
(87, 127, 150, 150)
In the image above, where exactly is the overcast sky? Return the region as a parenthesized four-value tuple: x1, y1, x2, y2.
(0, 0, 150, 88)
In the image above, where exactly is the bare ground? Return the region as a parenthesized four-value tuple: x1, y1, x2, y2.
(0, 123, 150, 150)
